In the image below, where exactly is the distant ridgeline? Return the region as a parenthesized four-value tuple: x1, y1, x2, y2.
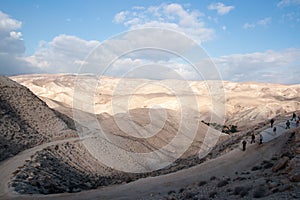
(201, 120, 238, 134)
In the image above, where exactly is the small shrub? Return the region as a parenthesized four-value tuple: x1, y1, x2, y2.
(168, 190, 176, 195)
(253, 186, 266, 198)
(209, 191, 217, 198)
(198, 181, 207, 187)
(217, 180, 229, 187)
(251, 166, 262, 171)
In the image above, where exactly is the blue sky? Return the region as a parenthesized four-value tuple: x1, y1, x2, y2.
(0, 0, 300, 83)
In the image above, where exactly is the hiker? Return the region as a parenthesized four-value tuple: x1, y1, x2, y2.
(292, 112, 297, 121)
(250, 133, 255, 144)
(273, 127, 277, 135)
(296, 120, 299, 127)
(270, 118, 275, 128)
(286, 120, 290, 129)
(259, 134, 263, 144)
(242, 140, 247, 151)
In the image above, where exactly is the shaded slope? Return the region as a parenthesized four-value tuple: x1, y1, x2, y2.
(0, 76, 76, 161)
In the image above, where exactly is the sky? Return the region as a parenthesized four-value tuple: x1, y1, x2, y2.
(0, 0, 299, 84)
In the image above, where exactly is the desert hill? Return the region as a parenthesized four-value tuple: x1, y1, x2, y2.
(1, 75, 228, 195)
(0, 75, 300, 199)
(0, 76, 76, 161)
(11, 74, 300, 129)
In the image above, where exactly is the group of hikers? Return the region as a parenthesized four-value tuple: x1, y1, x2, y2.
(242, 133, 263, 151)
(242, 112, 299, 151)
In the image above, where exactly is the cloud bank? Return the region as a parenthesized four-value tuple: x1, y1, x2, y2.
(0, 5, 299, 84)
(0, 11, 40, 75)
(113, 3, 215, 44)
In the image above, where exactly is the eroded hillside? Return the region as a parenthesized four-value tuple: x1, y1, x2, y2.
(0, 76, 76, 161)
(11, 74, 300, 129)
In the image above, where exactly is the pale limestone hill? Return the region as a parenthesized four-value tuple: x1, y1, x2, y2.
(11, 74, 300, 129)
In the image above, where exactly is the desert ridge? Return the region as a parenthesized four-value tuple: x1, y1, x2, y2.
(11, 74, 300, 128)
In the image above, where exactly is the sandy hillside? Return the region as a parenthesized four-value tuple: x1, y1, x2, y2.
(11, 74, 300, 129)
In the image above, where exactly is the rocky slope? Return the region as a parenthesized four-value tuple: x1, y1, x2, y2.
(0, 76, 76, 161)
(149, 128, 300, 200)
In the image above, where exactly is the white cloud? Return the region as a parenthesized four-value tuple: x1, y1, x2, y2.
(277, 0, 300, 7)
(213, 48, 300, 84)
(0, 11, 22, 31)
(113, 11, 128, 23)
(207, 2, 234, 15)
(0, 11, 37, 75)
(243, 17, 272, 29)
(25, 34, 100, 73)
(257, 17, 271, 26)
(109, 58, 201, 80)
(0, 11, 24, 54)
(9, 31, 22, 39)
(280, 12, 300, 24)
(22, 31, 300, 84)
(243, 23, 255, 29)
(113, 3, 215, 44)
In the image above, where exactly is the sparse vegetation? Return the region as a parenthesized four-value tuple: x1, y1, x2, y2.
(201, 120, 238, 134)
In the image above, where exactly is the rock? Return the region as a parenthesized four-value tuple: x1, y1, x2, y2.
(29, 179, 38, 187)
(209, 191, 217, 198)
(280, 178, 290, 184)
(32, 162, 41, 168)
(281, 152, 294, 159)
(239, 189, 249, 197)
(289, 172, 300, 182)
(84, 182, 92, 188)
(278, 184, 293, 192)
(184, 191, 198, 199)
(252, 166, 262, 171)
(253, 185, 267, 198)
(271, 187, 279, 193)
(168, 190, 176, 195)
(295, 147, 300, 154)
(233, 186, 248, 196)
(217, 180, 229, 187)
(179, 188, 185, 193)
(262, 160, 274, 169)
(295, 132, 300, 142)
(70, 187, 82, 193)
(272, 156, 289, 172)
(268, 181, 278, 188)
(198, 181, 207, 187)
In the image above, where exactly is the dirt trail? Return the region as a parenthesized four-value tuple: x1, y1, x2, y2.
(0, 137, 86, 199)
(0, 121, 297, 200)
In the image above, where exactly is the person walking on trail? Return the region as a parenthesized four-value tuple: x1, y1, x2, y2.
(251, 133, 255, 144)
(259, 134, 263, 144)
(292, 112, 297, 121)
(286, 120, 290, 129)
(242, 140, 247, 151)
(273, 127, 277, 135)
(270, 118, 275, 128)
